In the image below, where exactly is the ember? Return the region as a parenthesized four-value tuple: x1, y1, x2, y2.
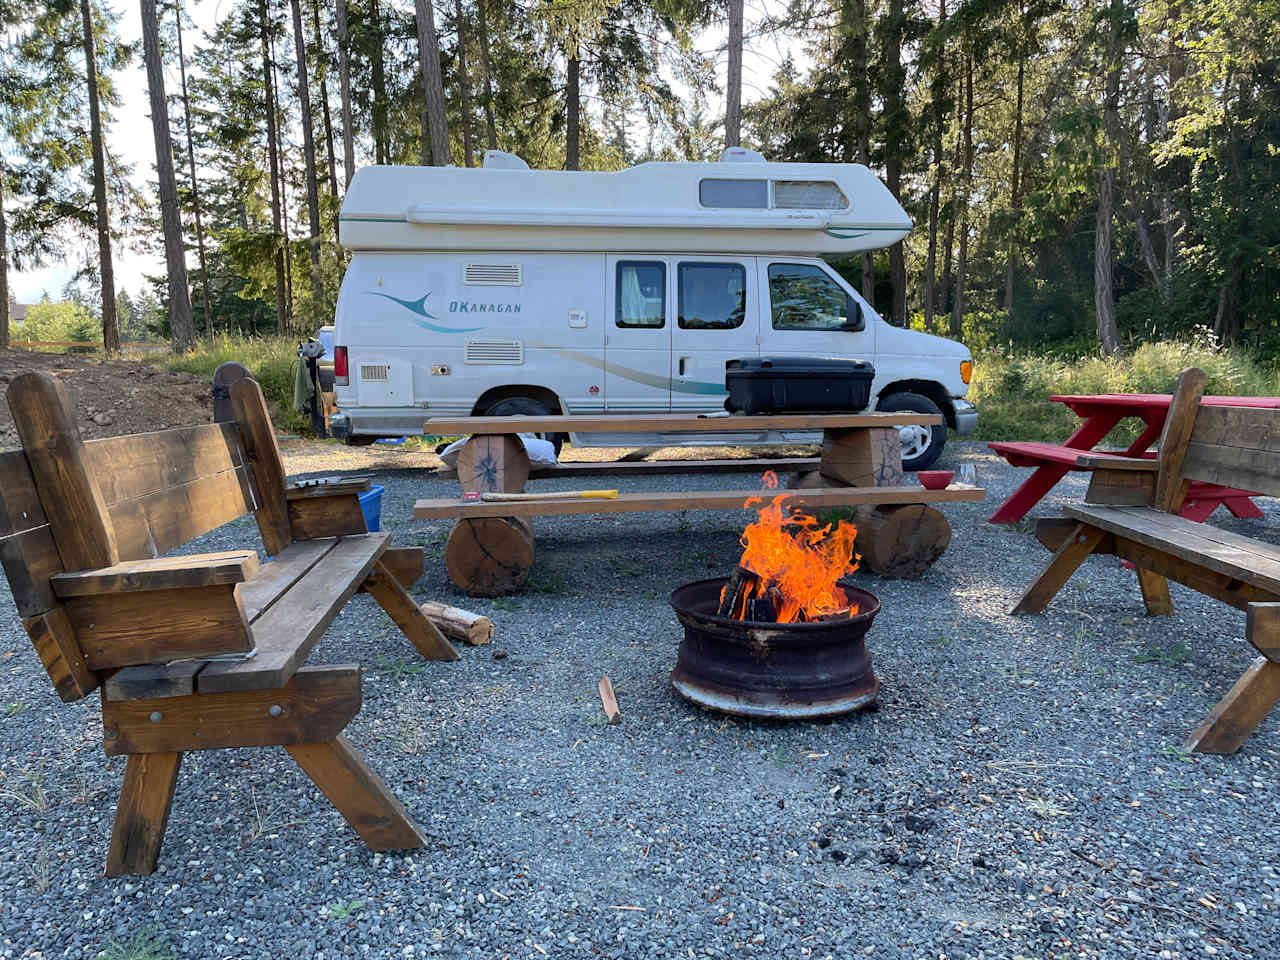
(718, 471, 860, 623)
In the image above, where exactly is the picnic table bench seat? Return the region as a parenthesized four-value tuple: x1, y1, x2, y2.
(1011, 368, 1280, 754)
(0, 371, 457, 875)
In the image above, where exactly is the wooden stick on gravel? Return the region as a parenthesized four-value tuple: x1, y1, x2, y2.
(598, 675, 622, 725)
(418, 601, 494, 645)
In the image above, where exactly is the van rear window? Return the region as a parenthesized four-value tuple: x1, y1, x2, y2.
(699, 179, 768, 209)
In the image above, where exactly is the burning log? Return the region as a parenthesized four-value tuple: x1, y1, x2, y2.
(851, 504, 951, 579)
(717, 566, 758, 618)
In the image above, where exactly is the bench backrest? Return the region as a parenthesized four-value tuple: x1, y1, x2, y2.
(1157, 367, 1280, 508)
(0, 372, 289, 702)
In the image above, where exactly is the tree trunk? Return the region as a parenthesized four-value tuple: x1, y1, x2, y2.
(1003, 56, 1024, 312)
(174, 0, 212, 337)
(950, 50, 973, 340)
(312, 0, 341, 241)
(724, 0, 743, 147)
(270, 41, 294, 328)
(415, 0, 450, 166)
(476, 0, 498, 150)
(80, 0, 120, 353)
(141, 0, 196, 354)
(566, 49, 580, 170)
(848, 0, 873, 302)
(924, 0, 947, 328)
(335, 0, 356, 185)
(259, 0, 288, 334)
(1095, 2, 1123, 356)
(290, 0, 322, 279)
(453, 0, 474, 167)
(0, 159, 8, 349)
(370, 0, 388, 165)
(883, 0, 906, 325)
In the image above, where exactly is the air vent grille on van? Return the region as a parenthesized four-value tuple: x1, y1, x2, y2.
(465, 339, 524, 365)
(463, 263, 522, 286)
(360, 363, 390, 381)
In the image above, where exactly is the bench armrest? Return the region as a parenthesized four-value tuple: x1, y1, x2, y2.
(1075, 454, 1157, 471)
(50, 550, 260, 598)
(285, 476, 372, 500)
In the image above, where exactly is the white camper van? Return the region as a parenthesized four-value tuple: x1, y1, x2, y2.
(329, 149, 976, 469)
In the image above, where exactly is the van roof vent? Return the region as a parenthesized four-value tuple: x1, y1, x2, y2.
(465, 339, 524, 365)
(719, 146, 766, 163)
(464, 263, 523, 286)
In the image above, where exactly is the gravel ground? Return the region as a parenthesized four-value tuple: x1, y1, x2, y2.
(1, 440, 1277, 959)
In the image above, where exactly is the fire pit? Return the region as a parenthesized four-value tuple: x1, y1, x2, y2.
(668, 472, 881, 719)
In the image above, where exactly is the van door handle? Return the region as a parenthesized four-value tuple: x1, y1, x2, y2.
(678, 356, 689, 377)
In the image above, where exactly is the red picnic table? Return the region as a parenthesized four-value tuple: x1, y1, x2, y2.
(988, 393, 1280, 524)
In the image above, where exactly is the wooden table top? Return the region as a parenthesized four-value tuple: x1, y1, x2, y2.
(422, 412, 939, 434)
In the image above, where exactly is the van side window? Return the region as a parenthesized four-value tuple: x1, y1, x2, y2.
(767, 263, 861, 331)
(678, 263, 746, 330)
(772, 180, 848, 210)
(616, 261, 666, 328)
(699, 179, 767, 209)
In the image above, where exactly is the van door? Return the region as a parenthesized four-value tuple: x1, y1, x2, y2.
(669, 257, 758, 414)
(757, 259, 874, 363)
(604, 257, 671, 412)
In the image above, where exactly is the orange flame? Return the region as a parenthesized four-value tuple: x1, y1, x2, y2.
(726, 470, 860, 623)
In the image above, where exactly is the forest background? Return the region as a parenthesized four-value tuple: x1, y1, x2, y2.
(0, 0, 1276, 440)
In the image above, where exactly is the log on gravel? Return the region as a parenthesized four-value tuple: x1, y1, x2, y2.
(444, 516, 535, 596)
(419, 600, 493, 645)
(851, 504, 951, 579)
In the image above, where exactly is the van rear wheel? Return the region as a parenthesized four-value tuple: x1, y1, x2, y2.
(482, 396, 565, 457)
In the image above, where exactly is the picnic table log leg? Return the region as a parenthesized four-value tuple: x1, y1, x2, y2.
(988, 465, 1072, 524)
(1010, 523, 1106, 614)
(1134, 567, 1174, 616)
(106, 751, 183, 876)
(286, 735, 427, 849)
(445, 516, 535, 596)
(1183, 658, 1280, 754)
(456, 434, 531, 493)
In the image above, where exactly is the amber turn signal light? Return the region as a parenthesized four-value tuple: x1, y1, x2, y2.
(960, 360, 973, 384)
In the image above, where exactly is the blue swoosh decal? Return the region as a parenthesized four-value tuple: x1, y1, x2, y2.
(536, 345, 725, 395)
(366, 290, 486, 333)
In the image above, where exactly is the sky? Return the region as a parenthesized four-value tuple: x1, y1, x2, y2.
(8, 0, 808, 307)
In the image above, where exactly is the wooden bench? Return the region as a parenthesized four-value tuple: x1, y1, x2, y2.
(1011, 367, 1280, 753)
(0, 372, 458, 875)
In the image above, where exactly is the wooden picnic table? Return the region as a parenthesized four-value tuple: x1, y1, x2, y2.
(415, 411, 984, 594)
(988, 393, 1280, 524)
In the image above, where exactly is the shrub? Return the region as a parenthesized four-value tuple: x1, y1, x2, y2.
(162, 334, 309, 434)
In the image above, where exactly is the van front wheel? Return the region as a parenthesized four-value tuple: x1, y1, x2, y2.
(877, 392, 946, 471)
(482, 396, 565, 457)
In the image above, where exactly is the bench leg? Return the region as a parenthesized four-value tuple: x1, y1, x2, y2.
(1177, 498, 1219, 522)
(1010, 523, 1106, 614)
(1135, 567, 1174, 616)
(364, 560, 459, 661)
(106, 752, 182, 876)
(286, 735, 426, 850)
(1223, 497, 1265, 520)
(1184, 658, 1280, 754)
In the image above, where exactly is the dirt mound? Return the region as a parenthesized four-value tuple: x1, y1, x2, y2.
(0, 349, 212, 450)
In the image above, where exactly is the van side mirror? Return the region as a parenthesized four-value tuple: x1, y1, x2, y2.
(845, 296, 864, 332)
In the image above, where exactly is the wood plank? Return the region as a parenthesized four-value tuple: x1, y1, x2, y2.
(1189, 405, 1280, 453)
(285, 477, 372, 500)
(1074, 454, 1157, 471)
(1184, 658, 1280, 754)
(1010, 523, 1107, 615)
(51, 551, 259, 597)
(378, 546, 424, 590)
(103, 664, 361, 755)
(65, 584, 253, 671)
(1182, 441, 1280, 500)
(414, 484, 985, 520)
(6, 372, 119, 571)
(285, 735, 426, 851)
(287, 494, 368, 540)
(104, 662, 203, 701)
(86, 423, 245, 505)
(22, 606, 98, 702)
(197, 534, 390, 693)
(1110, 538, 1279, 611)
(0, 525, 63, 617)
(1033, 517, 1091, 552)
(438, 457, 822, 481)
(0, 450, 47, 536)
(1085, 469, 1155, 506)
(108, 466, 257, 561)
(1245, 603, 1280, 664)
(237, 539, 337, 622)
(230, 378, 291, 556)
(105, 752, 182, 876)
(1154, 367, 1207, 512)
(423, 411, 940, 434)
(362, 560, 459, 661)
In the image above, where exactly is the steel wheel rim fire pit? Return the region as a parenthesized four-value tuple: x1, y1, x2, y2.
(668, 576, 881, 719)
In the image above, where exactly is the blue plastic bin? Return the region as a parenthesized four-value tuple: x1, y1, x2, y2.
(359, 484, 384, 532)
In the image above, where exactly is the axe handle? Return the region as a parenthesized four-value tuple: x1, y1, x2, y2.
(478, 489, 618, 502)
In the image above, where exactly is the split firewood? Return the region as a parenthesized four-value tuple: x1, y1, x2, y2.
(717, 566, 759, 618)
(598, 675, 622, 724)
(418, 600, 494, 646)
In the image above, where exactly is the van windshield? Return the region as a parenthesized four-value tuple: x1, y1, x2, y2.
(767, 263, 861, 331)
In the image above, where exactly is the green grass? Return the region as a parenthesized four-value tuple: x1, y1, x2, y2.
(969, 338, 1277, 444)
(96, 931, 176, 960)
(162, 334, 309, 434)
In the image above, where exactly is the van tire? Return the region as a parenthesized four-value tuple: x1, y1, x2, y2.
(877, 392, 946, 471)
(482, 396, 565, 456)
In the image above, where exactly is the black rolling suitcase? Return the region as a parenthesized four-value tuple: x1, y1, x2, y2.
(724, 356, 875, 415)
